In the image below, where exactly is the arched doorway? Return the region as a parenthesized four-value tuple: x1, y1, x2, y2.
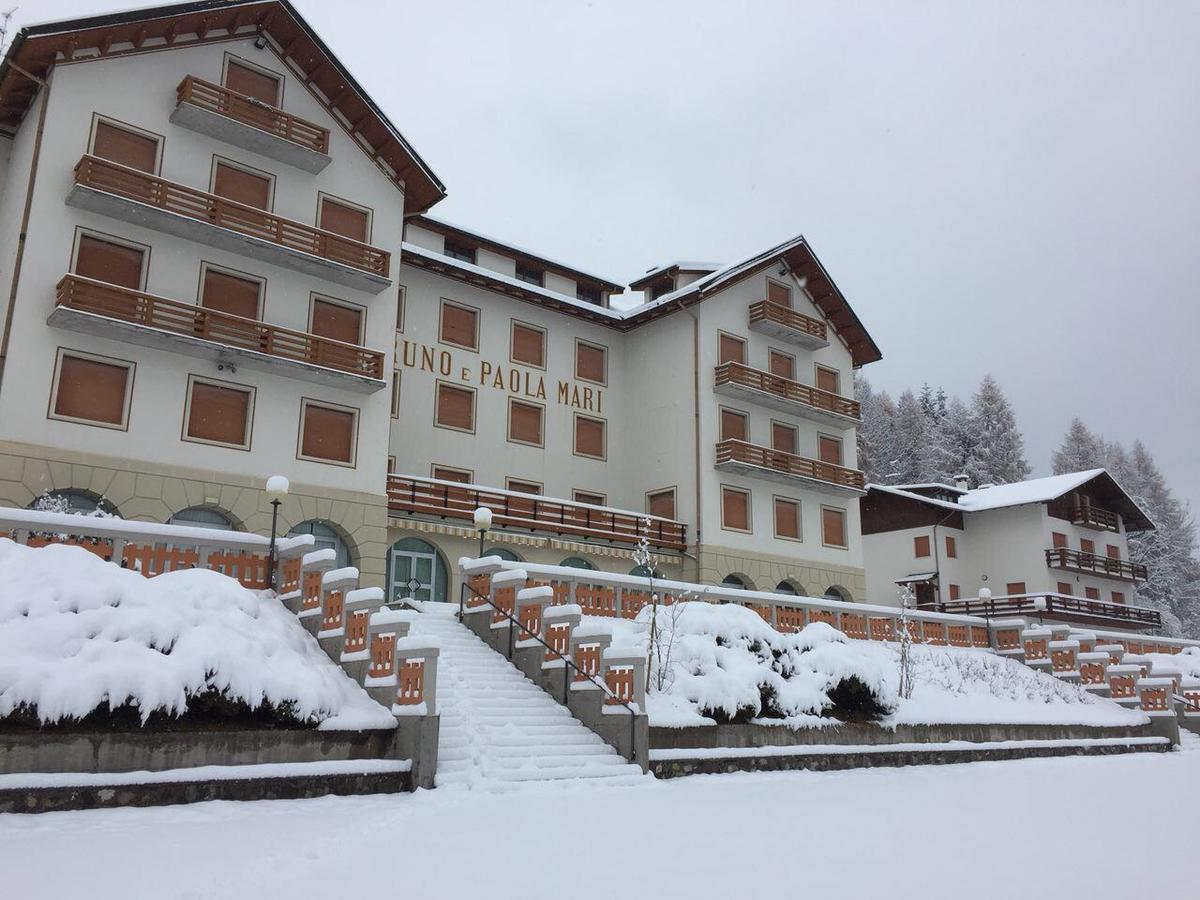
(168, 506, 237, 531)
(824, 585, 853, 603)
(559, 556, 595, 570)
(288, 520, 352, 568)
(775, 579, 802, 596)
(388, 536, 449, 603)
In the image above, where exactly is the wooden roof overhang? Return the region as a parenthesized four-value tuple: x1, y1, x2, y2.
(1065, 472, 1155, 533)
(0, 0, 445, 214)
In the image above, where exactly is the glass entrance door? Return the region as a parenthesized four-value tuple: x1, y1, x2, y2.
(389, 547, 437, 602)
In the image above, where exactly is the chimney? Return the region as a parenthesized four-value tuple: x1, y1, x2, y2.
(954, 473, 969, 491)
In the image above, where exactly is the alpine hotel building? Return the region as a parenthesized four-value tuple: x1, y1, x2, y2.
(0, 0, 883, 606)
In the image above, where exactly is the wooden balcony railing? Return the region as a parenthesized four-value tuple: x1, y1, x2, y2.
(1070, 505, 1120, 532)
(73, 155, 389, 278)
(714, 361, 860, 420)
(56, 274, 384, 379)
(176, 75, 330, 154)
(715, 439, 866, 490)
(937, 593, 1162, 629)
(1045, 547, 1147, 582)
(387, 475, 687, 551)
(748, 300, 827, 340)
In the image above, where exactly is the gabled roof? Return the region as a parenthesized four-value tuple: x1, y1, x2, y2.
(627, 261, 720, 292)
(0, 0, 445, 214)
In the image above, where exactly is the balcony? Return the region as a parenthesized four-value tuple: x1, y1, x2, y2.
(714, 439, 866, 496)
(387, 474, 687, 552)
(747, 300, 829, 350)
(713, 361, 860, 429)
(49, 275, 385, 393)
(68, 155, 391, 293)
(1045, 547, 1147, 582)
(1070, 505, 1120, 532)
(171, 76, 331, 174)
(937, 593, 1161, 631)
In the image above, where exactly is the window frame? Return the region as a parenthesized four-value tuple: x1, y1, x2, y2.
(307, 292, 366, 345)
(765, 275, 793, 307)
(814, 363, 841, 395)
(316, 191, 374, 244)
(439, 298, 480, 352)
(572, 412, 607, 460)
(772, 495, 802, 542)
(817, 432, 844, 467)
(47, 347, 135, 431)
(296, 398, 359, 468)
(574, 489, 607, 507)
(87, 113, 164, 174)
(914, 534, 931, 558)
(574, 338, 608, 386)
(821, 505, 848, 549)
(209, 154, 276, 211)
(720, 485, 753, 534)
(196, 260, 264, 320)
(433, 380, 477, 434)
(390, 371, 401, 418)
(514, 261, 544, 287)
(770, 420, 797, 454)
(767, 348, 796, 381)
(719, 406, 750, 443)
(507, 396, 546, 448)
(442, 239, 476, 264)
(646, 487, 677, 521)
(505, 477, 543, 496)
(396, 285, 406, 333)
(180, 374, 255, 451)
(945, 534, 958, 559)
(70, 227, 151, 291)
(509, 319, 547, 370)
(431, 464, 473, 483)
(716, 330, 747, 366)
(221, 52, 284, 106)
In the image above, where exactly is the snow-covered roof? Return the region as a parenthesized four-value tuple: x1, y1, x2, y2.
(893, 482, 967, 495)
(627, 260, 721, 290)
(866, 483, 962, 512)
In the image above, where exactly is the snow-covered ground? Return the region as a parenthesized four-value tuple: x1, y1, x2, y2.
(2, 736, 1196, 899)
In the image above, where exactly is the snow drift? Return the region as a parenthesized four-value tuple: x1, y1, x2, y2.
(0, 539, 393, 729)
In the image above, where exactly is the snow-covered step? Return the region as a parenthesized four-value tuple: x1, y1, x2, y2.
(409, 602, 649, 791)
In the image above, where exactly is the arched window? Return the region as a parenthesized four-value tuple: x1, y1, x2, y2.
(629, 564, 658, 578)
(824, 585, 853, 603)
(29, 489, 116, 516)
(775, 579, 800, 595)
(388, 536, 449, 603)
(559, 556, 595, 570)
(288, 520, 352, 569)
(168, 506, 236, 531)
(484, 547, 522, 562)
(722, 573, 753, 590)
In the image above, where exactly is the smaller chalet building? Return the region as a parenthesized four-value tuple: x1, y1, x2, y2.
(860, 470, 1158, 631)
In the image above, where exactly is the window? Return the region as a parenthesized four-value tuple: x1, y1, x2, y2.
(945, 535, 958, 558)
(510, 321, 546, 368)
(90, 117, 159, 174)
(720, 408, 748, 443)
(318, 195, 371, 243)
(508, 398, 544, 446)
(506, 478, 542, 495)
(73, 233, 146, 289)
(647, 488, 676, 520)
(1106, 544, 1120, 560)
(199, 265, 262, 320)
(815, 365, 840, 395)
(821, 506, 847, 548)
(443, 239, 476, 264)
(721, 486, 751, 532)
(291, 520, 352, 570)
(396, 285, 406, 332)
(169, 507, 235, 530)
(576, 284, 601, 305)
(1057, 582, 1073, 596)
(717, 332, 746, 365)
(1080, 538, 1095, 556)
(560, 556, 596, 570)
(435, 382, 475, 432)
(650, 279, 673, 300)
(515, 262, 544, 286)
(574, 490, 606, 506)
(914, 535, 931, 558)
(766, 278, 792, 307)
(574, 414, 606, 459)
(390, 372, 400, 418)
(768, 349, 795, 381)
(224, 58, 281, 105)
(771, 422, 796, 454)
(1085, 587, 1100, 601)
(431, 465, 472, 483)
(439, 300, 479, 350)
(1112, 591, 1126, 605)
(946, 584, 960, 602)
(212, 159, 273, 210)
(774, 497, 801, 540)
(818, 434, 843, 466)
(310, 296, 364, 344)
(1052, 532, 1068, 549)
(298, 400, 357, 465)
(575, 340, 607, 384)
(183, 377, 253, 449)
(49, 349, 133, 429)
(387, 455, 396, 474)
(1006, 582, 1027, 596)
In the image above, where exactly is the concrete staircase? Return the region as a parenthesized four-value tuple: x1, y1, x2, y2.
(412, 604, 646, 790)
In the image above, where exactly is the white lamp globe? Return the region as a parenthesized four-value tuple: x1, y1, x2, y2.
(265, 475, 290, 503)
(978, 587, 992, 601)
(473, 506, 493, 532)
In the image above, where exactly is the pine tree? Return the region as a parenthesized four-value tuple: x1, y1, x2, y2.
(1051, 418, 1106, 474)
(856, 377, 899, 484)
(928, 396, 976, 484)
(963, 375, 1030, 486)
(892, 390, 934, 484)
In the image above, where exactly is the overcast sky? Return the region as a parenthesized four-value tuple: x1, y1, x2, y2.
(22, 0, 1200, 510)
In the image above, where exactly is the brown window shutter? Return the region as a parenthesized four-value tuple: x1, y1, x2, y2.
(390, 373, 400, 417)
(720, 410, 747, 443)
(201, 269, 261, 319)
(509, 400, 543, 445)
(768, 350, 794, 380)
(213, 163, 271, 210)
(771, 423, 796, 455)
(945, 535, 957, 558)
(436, 384, 474, 430)
(319, 198, 370, 242)
(1106, 544, 1120, 560)
(1005, 582, 1026, 596)
(718, 333, 745, 365)
(310, 299, 363, 344)
(511, 323, 545, 367)
(187, 381, 250, 446)
(301, 403, 355, 462)
(774, 498, 799, 539)
(1052, 532, 1068, 549)
(55, 355, 128, 425)
(722, 488, 749, 531)
(822, 507, 846, 546)
(575, 342, 606, 382)
(92, 121, 158, 173)
(575, 416, 605, 458)
(432, 466, 471, 484)
(767, 280, 792, 307)
(818, 435, 842, 466)
(914, 535, 931, 557)
(440, 304, 478, 349)
(574, 491, 606, 506)
(815, 366, 840, 394)
(1111, 591, 1125, 605)
(1085, 587, 1100, 600)
(948, 584, 961, 601)
(225, 60, 281, 105)
(508, 479, 542, 495)
(1080, 538, 1095, 556)
(648, 489, 676, 520)
(1057, 582, 1073, 596)
(75, 235, 144, 289)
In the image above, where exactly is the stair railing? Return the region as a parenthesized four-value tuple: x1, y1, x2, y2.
(459, 580, 640, 763)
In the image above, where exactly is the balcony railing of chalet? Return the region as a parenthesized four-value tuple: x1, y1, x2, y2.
(73, 155, 389, 277)
(1045, 547, 1147, 581)
(1069, 505, 1120, 532)
(387, 475, 687, 552)
(936, 593, 1162, 629)
(747, 300, 827, 341)
(176, 76, 330, 154)
(714, 361, 860, 420)
(56, 275, 384, 379)
(715, 439, 866, 490)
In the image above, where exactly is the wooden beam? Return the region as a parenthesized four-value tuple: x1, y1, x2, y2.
(165, 24, 178, 45)
(196, 20, 210, 42)
(226, 12, 242, 35)
(97, 32, 114, 56)
(132, 26, 148, 49)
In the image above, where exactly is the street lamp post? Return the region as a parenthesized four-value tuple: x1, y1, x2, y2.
(473, 506, 493, 558)
(265, 475, 289, 591)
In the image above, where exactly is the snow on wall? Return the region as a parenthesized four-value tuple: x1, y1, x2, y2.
(0, 539, 394, 729)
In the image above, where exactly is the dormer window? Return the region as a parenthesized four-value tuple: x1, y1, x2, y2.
(444, 239, 476, 264)
(576, 284, 601, 305)
(515, 262, 544, 286)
